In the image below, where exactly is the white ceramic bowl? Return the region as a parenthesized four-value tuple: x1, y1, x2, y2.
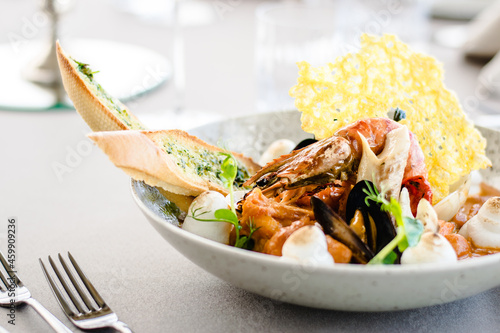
(131, 111, 500, 311)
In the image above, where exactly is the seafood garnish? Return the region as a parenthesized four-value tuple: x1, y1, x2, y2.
(399, 188, 414, 218)
(244, 136, 353, 193)
(290, 34, 490, 203)
(245, 118, 431, 214)
(345, 181, 396, 253)
(312, 197, 374, 264)
(335, 118, 432, 216)
(357, 126, 410, 200)
(416, 199, 439, 234)
(434, 174, 471, 222)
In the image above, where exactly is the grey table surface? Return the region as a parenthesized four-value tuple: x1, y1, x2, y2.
(1, 0, 500, 332)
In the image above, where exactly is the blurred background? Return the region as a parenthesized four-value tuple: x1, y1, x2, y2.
(1, 0, 499, 128)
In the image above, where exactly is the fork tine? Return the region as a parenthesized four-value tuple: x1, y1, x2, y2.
(58, 253, 96, 312)
(48, 255, 88, 314)
(0, 251, 22, 287)
(39, 258, 76, 317)
(68, 252, 106, 308)
(0, 269, 9, 291)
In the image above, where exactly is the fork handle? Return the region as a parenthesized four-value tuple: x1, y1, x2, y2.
(111, 321, 133, 333)
(24, 298, 73, 333)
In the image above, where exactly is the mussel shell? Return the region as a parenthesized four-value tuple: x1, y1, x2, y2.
(311, 196, 374, 264)
(293, 138, 317, 151)
(346, 181, 397, 254)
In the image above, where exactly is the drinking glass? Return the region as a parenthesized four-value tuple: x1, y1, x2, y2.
(255, 3, 344, 113)
(353, 0, 431, 49)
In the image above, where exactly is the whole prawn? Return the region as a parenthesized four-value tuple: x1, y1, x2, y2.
(244, 118, 432, 215)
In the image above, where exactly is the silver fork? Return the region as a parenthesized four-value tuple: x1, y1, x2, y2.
(39, 252, 133, 332)
(0, 251, 72, 333)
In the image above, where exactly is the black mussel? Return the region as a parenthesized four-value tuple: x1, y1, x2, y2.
(293, 138, 317, 151)
(346, 181, 397, 254)
(311, 196, 374, 264)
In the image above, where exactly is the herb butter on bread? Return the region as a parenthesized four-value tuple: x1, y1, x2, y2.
(56, 41, 145, 131)
(56, 41, 260, 196)
(88, 130, 260, 196)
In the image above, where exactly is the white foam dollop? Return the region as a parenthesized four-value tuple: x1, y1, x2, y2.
(182, 191, 232, 244)
(459, 197, 500, 249)
(281, 226, 334, 266)
(259, 139, 295, 166)
(402, 199, 457, 264)
(401, 233, 458, 264)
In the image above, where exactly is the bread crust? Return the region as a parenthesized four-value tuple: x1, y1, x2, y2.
(89, 130, 260, 196)
(56, 41, 143, 131)
(57, 41, 260, 196)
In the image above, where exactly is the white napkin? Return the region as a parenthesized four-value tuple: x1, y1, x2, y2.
(479, 51, 500, 95)
(463, 0, 500, 58)
(431, 0, 493, 21)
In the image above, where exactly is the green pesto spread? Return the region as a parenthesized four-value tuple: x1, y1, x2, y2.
(72, 58, 145, 130)
(163, 139, 250, 189)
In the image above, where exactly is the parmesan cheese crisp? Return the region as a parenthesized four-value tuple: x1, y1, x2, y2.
(290, 34, 491, 203)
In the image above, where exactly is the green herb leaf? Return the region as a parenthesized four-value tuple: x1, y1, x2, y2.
(235, 219, 260, 250)
(382, 251, 398, 264)
(188, 152, 258, 250)
(364, 181, 424, 265)
(398, 238, 409, 253)
(214, 209, 239, 224)
(234, 236, 249, 248)
(219, 153, 238, 189)
(403, 217, 424, 248)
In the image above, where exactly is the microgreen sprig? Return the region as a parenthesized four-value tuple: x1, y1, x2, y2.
(72, 59, 100, 79)
(189, 152, 257, 250)
(219, 152, 238, 212)
(363, 181, 424, 265)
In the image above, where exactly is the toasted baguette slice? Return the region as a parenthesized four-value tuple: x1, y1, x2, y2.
(59, 41, 260, 196)
(56, 41, 145, 131)
(89, 129, 260, 196)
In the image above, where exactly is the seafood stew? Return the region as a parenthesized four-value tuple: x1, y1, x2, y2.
(130, 110, 500, 310)
(63, 32, 497, 266)
(176, 35, 497, 266)
(181, 116, 499, 265)
(56, 31, 500, 309)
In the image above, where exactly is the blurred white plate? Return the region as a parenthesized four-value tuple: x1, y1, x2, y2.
(0, 38, 170, 111)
